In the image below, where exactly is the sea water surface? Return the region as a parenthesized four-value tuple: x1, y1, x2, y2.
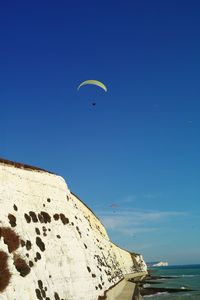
(144, 264, 200, 299)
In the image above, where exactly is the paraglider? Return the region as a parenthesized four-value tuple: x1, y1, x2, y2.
(77, 80, 107, 92)
(110, 203, 118, 209)
(77, 79, 107, 106)
(110, 203, 119, 213)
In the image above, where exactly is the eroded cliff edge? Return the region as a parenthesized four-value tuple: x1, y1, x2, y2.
(0, 158, 147, 300)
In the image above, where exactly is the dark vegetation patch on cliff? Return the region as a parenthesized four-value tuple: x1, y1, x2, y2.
(26, 240, 32, 251)
(24, 213, 31, 223)
(35, 228, 40, 235)
(40, 211, 51, 223)
(60, 214, 69, 225)
(0, 251, 11, 292)
(13, 204, 18, 211)
(29, 211, 38, 223)
(36, 237, 45, 251)
(13, 254, 31, 277)
(53, 214, 60, 221)
(8, 214, 17, 227)
(0, 227, 20, 252)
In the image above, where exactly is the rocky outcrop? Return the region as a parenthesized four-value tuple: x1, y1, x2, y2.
(0, 158, 147, 300)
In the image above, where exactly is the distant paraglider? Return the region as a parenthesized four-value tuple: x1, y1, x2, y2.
(77, 80, 107, 92)
(110, 203, 119, 213)
(110, 203, 118, 209)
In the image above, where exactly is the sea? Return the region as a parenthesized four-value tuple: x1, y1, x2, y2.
(144, 264, 200, 299)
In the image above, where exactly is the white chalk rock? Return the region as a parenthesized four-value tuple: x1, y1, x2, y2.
(0, 159, 147, 300)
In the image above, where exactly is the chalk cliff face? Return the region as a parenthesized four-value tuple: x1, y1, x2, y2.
(0, 159, 147, 300)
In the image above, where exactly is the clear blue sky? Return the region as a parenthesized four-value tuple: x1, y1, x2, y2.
(1, 0, 200, 265)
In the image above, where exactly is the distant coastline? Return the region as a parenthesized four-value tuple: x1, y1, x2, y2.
(147, 261, 169, 267)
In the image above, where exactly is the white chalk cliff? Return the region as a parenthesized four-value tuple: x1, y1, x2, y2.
(0, 159, 147, 300)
